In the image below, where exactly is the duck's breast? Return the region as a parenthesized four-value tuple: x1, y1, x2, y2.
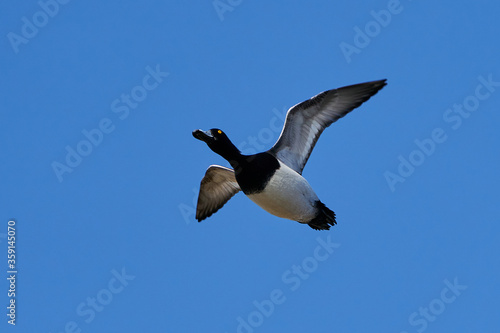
(246, 161, 319, 222)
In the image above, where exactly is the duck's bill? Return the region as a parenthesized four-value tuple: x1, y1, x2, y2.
(192, 129, 213, 141)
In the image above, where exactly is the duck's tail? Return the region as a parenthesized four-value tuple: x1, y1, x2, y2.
(307, 201, 337, 230)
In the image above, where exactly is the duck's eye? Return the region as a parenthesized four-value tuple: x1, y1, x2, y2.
(217, 130, 222, 134)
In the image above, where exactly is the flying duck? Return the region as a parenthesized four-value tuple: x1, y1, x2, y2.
(193, 80, 386, 230)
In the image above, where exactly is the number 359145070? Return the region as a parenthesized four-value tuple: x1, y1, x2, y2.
(7, 222, 16, 266)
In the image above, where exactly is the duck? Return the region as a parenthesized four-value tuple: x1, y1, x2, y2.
(193, 79, 386, 230)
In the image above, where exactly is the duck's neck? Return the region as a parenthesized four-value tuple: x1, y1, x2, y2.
(219, 144, 245, 172)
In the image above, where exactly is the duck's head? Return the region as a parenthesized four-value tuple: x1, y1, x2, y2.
(192, 128, 240, 160)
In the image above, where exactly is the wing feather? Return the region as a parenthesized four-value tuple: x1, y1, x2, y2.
(196, 165, 241, 222)
(268, 80, 387, 174)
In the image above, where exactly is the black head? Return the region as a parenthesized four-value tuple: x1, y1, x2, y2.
(192, 128, 240, 160)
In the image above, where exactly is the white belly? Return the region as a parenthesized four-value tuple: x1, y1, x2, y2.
(246, 161, 319, 222)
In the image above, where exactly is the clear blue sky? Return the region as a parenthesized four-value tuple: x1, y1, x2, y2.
(1, 1, 499, 332)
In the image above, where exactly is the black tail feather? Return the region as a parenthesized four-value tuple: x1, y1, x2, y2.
(307, 201, 336, 230)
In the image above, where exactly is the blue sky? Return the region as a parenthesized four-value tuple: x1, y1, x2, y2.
(1, 0, 499, 332)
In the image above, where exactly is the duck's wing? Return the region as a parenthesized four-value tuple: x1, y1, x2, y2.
(196, 165, 241, 222)
(268, 80, 387, 174)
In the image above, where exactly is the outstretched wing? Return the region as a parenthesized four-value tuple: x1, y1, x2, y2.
(268, 80, 387, 174)
(196, 165, 241, 222)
